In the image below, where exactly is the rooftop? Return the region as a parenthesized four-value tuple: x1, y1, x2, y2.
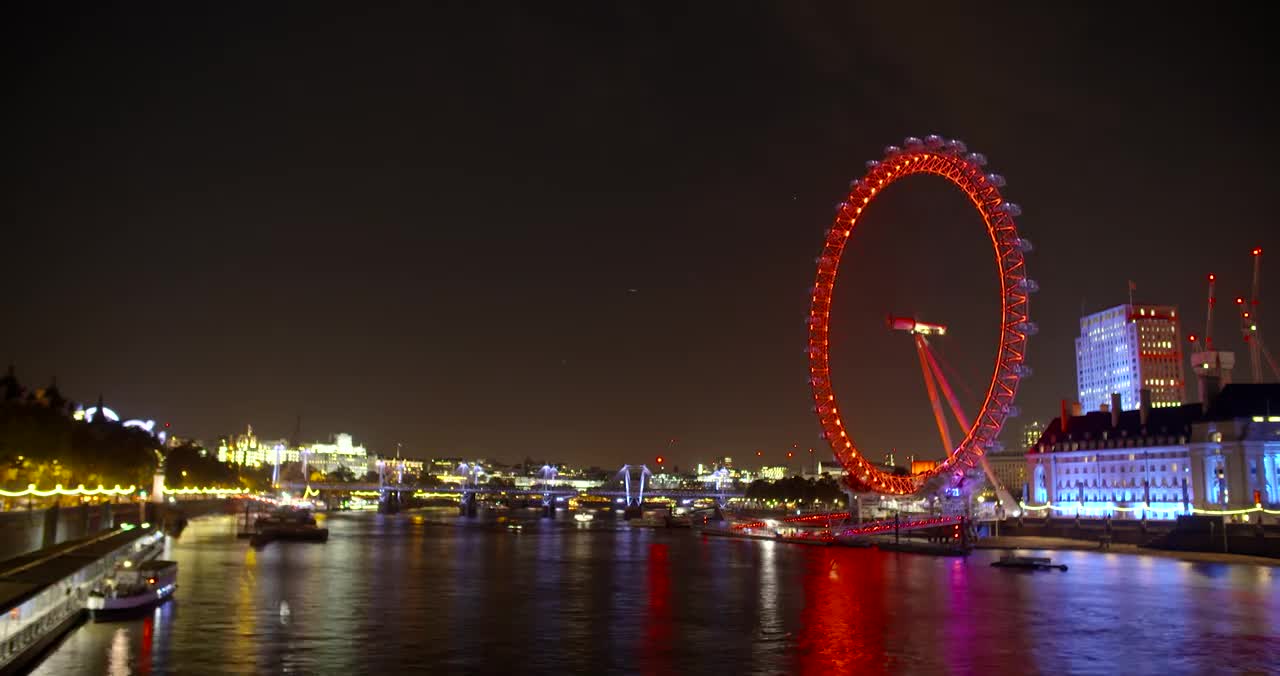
(1031, 384, 1280, 452)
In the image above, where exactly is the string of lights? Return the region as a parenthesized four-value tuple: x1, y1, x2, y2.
(0, 484, 137, 498)
(1019, 501, 1280, 516)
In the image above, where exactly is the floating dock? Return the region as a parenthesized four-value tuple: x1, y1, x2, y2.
(0, 525, 160, 675)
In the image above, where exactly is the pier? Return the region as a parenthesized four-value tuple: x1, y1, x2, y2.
(0, 525, 160, 674)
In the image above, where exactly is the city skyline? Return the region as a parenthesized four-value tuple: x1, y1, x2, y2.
(6, 5, 1277, 468)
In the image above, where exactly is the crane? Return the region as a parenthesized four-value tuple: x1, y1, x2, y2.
(1238, 248, 1280, 382)
(1188, 273, 1238, 404)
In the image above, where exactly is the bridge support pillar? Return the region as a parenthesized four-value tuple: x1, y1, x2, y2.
(379, 489, 401, 515)
(623, 505, 643, 520)
(458, 492, 478, 517)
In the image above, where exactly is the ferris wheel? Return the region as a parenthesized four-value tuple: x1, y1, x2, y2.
(807, 134, 1036, 496)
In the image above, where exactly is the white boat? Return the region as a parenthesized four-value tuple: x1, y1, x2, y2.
(87, 560, 178, 619)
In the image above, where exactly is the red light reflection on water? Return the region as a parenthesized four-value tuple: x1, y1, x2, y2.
(795, 548, 890, 675)
(642, 543, 672, 676)
(139, 613, 154, 675)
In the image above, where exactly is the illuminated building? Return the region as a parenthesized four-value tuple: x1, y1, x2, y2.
(909, 459, 939, 475)
(217, 428, 368, 472)
(371, 455, 425, 481)
(1025, 385, 1280, 518)
(1076, 304, 1186, 414)
(427, 457, 463, 476)
(985, 452, 1028, 500)
(758, 466, 789, 481)
(302, 433, 369, 474)
(217, 425, 280, 466)
(1021, 421, 1045, 449)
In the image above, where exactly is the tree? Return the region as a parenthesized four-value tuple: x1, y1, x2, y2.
(326, 466, 357, 483)
(162, 442, 239, 487)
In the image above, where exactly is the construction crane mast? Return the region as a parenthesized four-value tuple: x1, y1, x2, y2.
(1189, 273, 1236, 404)
(1205, 273, 1217, 350)
(1238, 248, 1280, 382)
(1247, 248, 1263, 383)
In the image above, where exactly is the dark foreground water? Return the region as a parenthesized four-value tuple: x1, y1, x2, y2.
(31, 510, 1280, 675)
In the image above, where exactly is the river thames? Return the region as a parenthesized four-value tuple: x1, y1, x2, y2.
(32, 510, 1279, 675)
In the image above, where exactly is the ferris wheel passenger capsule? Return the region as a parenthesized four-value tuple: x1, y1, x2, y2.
(849, 179, 862, 190)
(883, 145, 902, 157)
(1017, 278, 1040, 293)
(1012, 365, 1033, 378)
(1014, 237, 1034, 253)
(924, 134, 944, 148)
(963, 152, 988, 167)
(998, 202, 1022, 216)
(948, 139, 968, 154)
(985, 172, 1006, 187)
(903, 136, 924, 150)
(1015, 321, 1040, 336)
(865, 159, 881, 170)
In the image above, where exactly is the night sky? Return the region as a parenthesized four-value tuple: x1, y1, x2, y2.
(6, 4, 1277, 469)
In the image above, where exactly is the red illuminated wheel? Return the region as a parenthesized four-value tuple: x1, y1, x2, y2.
(807, 135, 1034, 495)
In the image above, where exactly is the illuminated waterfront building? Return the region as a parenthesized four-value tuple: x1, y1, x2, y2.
(1076, 304, 1186, 414)
(1026, 385, 1280, 518)
(758, 466, 789, 481)
(302, 433, 369, 474)
(217, 428, 369, 473)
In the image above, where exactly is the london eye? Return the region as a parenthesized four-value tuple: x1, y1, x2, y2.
(807, 135, 1036, 496)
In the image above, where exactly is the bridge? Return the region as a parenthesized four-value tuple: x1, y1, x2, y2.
(279, 462, 743, 518)
(280, 483, 739, 501)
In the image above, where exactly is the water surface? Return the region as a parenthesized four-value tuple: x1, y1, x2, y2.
(33, 510, 1280, 674)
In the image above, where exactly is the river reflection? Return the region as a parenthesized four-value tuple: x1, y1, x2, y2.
(32, 511, 1279, 675)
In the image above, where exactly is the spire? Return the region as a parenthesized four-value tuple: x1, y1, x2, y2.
(92, 393, 108, 423)
(43, 377, 66, 411)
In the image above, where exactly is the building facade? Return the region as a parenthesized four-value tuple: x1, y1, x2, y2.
(986, 452, 1028, 500)
(1075, 304, 1186, 413)
(1026, 385, 1280, 519)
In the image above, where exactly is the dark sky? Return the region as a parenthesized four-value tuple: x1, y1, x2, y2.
(5, 3, 1276, 469)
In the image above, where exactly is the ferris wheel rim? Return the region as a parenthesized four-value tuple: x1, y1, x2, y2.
(807, 136, 1032, 496)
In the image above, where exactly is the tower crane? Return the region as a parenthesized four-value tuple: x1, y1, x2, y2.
(1237, 248, 1280, 382)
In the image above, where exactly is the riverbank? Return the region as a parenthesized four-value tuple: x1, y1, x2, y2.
(976, 535, 1280, 567)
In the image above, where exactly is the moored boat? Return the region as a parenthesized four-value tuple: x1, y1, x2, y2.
(249, 508, 329, 547)
(991, 554, 1068, 571)
(87, 560, 178, 620)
